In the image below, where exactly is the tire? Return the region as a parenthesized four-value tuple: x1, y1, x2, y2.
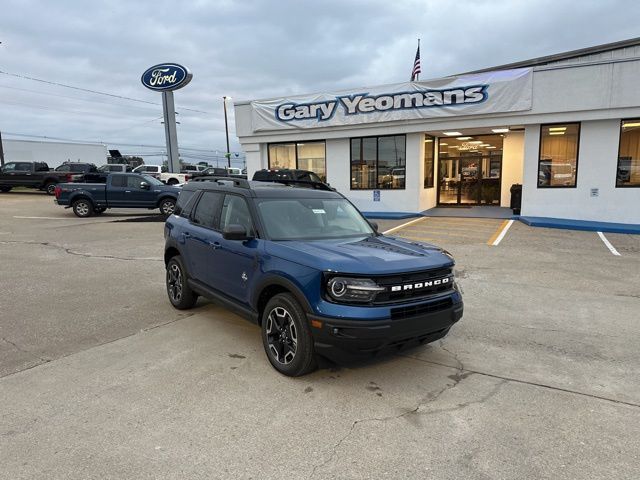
(45, 182, 57, 195)
(94, 207, 106, 215)
(167, 178, 179, 185)
(0, 186, 11, 193)
(261, 293, 317, 377)
(166, 255, 197, 310)
(159, 198, 176, 217)
(72, 198, 93, 218)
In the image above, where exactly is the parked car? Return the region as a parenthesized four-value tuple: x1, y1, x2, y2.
(98, 164, 132, 173)
(55, 162, 103, 183)
(163, 178, 463, 376)
(54, 173, 180, 217)
(132, 165, 191, 185)
(252, 169, 330, 189)
(180, 164, 207, 174)
(196, 166, 247, 179)
(0, 161, 72, 195)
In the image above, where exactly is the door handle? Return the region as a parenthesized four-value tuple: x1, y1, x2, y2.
(183, 232, 191, 238)
(209, 241, 221, 250)
(125, 190, 131, 193)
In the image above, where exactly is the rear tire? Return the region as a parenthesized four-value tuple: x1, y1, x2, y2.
(261, 293, 317, 377)
(0, 186, 11, 193)
(159, 198, 176, 217)
(166, 255, 197, 310)
(167, 178, 179, 185)
(45, 182, 57, 195)
(72, 198, 93, 218)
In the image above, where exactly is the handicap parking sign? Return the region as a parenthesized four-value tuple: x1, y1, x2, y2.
(373, 190, 380, 202)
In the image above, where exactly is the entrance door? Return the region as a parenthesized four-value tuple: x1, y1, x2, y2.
(438, 154, 502, 205)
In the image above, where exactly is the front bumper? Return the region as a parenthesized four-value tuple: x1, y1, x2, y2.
(308, 293, 463, 362)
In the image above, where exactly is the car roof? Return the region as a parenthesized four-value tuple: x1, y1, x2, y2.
(182, 179, 343, 199)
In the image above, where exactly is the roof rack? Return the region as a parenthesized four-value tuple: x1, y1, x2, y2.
(190, 176, 251, 189)
(258, 179, 335, 191)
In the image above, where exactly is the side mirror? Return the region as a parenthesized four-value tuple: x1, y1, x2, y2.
(140, 181, 150, 190)
(369, 221, 379, 232)
(223, 224, 250, 241)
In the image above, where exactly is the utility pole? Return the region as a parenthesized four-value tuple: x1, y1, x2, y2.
(223, 96, 231, 168)
(0, 131, 5, 166)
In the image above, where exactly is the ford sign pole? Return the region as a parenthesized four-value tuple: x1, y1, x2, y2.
(141, 63, 192, 173)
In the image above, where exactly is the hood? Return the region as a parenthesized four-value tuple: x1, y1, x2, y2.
(265, 235, 454, 275)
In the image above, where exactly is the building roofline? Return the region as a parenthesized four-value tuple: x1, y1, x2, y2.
(459, 36, 640, 74)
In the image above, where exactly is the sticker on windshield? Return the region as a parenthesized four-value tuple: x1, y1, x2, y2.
(312, 209, 326, 214)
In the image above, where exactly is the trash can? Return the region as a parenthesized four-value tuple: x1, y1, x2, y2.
(510, 184, 522, 215)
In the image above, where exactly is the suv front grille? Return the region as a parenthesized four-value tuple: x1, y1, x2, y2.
(372, 268, 454, 305)
(390, 297, 453, 320)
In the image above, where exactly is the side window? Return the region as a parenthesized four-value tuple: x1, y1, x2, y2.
(16, 163, 33, 171)
(220, 195, 254, 235)
(2, 163, 17, 172)
(126, 175, 143, 188)
(56, 164, 71, 172)
(191, 191, 224, 229)
(111, 175, 126, 187)
(175, 190, 196, 217)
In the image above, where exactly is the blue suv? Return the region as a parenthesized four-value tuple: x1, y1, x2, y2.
(164, 178, 463, 376)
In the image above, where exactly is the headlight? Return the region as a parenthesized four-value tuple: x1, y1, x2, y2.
(326, 276, 385, 303)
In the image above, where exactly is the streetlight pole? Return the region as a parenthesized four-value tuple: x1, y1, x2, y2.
(223, 96, 231, 168)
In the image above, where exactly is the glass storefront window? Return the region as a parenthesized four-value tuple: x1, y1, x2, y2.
(616, 119, 640, 187)
(537, 123, 580, 188)
(424, 135, 435, 188)
(267, 141, 326, 181)
(351, 135, 405, 190)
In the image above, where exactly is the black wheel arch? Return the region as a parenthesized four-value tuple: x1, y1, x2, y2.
(252, 275, 314, 325)
(157, 194, 178, 208)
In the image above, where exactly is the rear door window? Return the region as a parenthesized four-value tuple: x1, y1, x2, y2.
(175, 190, 196, 217)
(111, 175, 126, 187)
(191, 191, 224, 229)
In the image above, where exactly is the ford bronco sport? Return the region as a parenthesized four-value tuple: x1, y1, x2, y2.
(164, 178, 463, 376)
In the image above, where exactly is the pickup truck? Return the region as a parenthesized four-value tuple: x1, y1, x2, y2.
(132, 165, 190, 185)
(0, 161, 72, 195)
(54, 173, 181, 217)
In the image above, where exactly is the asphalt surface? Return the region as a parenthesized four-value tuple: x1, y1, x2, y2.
(1, 191, 639, 479)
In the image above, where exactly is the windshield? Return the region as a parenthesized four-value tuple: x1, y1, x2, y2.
(256, 198, 374, 240)
(141, 175, 165, 186)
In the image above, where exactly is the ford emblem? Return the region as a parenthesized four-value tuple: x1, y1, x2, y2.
(141, 63, 192, 91)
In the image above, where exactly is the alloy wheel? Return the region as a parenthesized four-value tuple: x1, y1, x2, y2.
(266, 306, 298, 364)
(167, 263, 183, 302)
(76, 201, 90, 217)
(162, 200, 175, 216)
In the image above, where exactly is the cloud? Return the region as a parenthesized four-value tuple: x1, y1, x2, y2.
(1, 0, 639, 165)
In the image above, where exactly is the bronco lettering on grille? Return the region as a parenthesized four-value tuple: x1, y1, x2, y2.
(390, 276, 451, 292)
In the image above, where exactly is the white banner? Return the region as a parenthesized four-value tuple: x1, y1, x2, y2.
(251, 68, 532, 131)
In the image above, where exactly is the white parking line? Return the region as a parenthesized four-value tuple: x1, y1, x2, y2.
(489, 219, 514, 246)
(597, 231, 621, 256)
(382, 217, 426, 235)
(13, 216, 71, 220)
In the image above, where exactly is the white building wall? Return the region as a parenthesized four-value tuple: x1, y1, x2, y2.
(521, 120, 639, 224)
(3, 140, 108, 168)
(500, 131, 525, 207)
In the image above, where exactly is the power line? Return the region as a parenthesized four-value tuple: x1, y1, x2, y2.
(0, 70, 210, 114)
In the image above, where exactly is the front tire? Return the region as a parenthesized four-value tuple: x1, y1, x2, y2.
(159, 198, 176, 217)
(166, 255, 197, 309)
(72, 198, 93, 217)
(0, 186, 11, 193)
(261, 293, 317, 377)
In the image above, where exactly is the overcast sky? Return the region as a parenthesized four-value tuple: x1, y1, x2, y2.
(1, 0, 639, 166)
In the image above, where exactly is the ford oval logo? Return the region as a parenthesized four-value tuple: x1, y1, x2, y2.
(141, 63, 192, 91)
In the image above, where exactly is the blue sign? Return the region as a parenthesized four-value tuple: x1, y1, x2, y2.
(141, 63, 192, 91)
(373, 190, 380, 202)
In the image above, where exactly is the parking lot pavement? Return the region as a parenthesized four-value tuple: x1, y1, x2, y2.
(2, 195, 640, 479)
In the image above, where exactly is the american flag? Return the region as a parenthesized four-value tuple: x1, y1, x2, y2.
(411, 42, 421, 81)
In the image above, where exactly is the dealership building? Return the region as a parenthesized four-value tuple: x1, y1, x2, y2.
(234, 38, 640, 228)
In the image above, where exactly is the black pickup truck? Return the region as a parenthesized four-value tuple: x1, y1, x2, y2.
(0, 161, 72, 195)
(54, 173, 181, 217)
